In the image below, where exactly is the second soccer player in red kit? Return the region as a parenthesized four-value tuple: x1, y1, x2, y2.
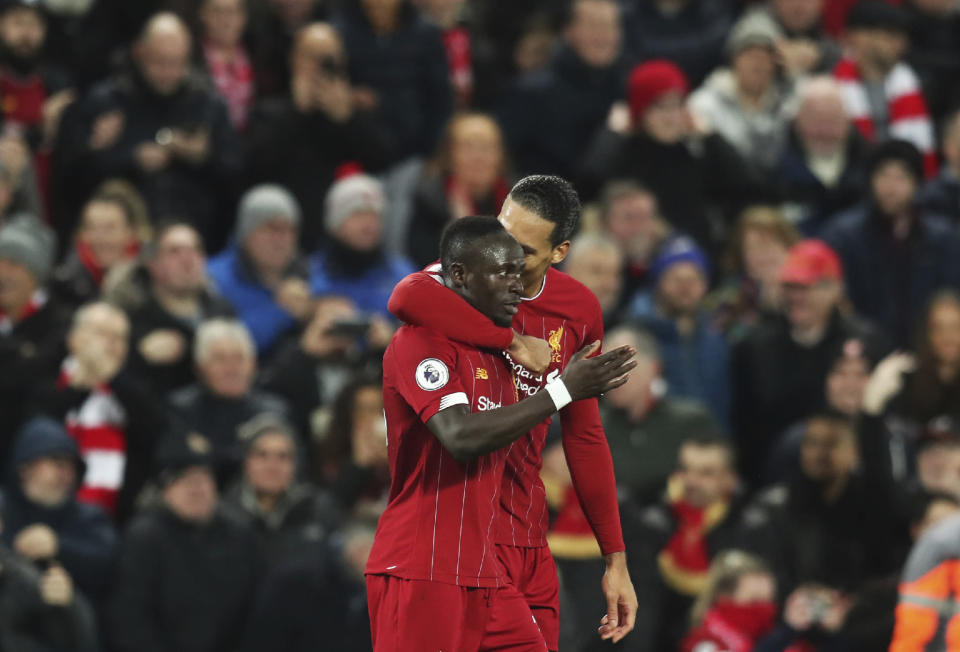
(367, 217, 636, 652)
(388, 176, 639, 649)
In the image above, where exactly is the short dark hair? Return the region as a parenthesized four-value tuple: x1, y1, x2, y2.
(439, 216, 507, 273)
(681, 433, 737, 469)
(142, 219, 203, 261)
(508, 175, 581, 246)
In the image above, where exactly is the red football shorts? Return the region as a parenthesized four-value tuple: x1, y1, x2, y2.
(496, 545, 561, 651)
(366, 574, 547, 652)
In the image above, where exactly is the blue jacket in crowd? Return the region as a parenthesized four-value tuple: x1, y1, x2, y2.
(308, 251, 414, 318)
(628, 292, 731, 427)
(208, 244, 300, 355)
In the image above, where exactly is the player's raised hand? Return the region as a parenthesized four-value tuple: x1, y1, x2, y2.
(507, 332, 552, 375)
(561, 341, 636, 401)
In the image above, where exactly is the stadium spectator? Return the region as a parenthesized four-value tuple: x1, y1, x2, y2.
(600, 325, 719, 506)
(498, 0, 625, 180)
(31, 301, 168, 522)
(223, 413, 340, 565)
(595, 180, 673, 309)
(732, 239, 888, 486)
(0, 214, 66, 464)
(581, 60, 767, 253)
(744, 410, 907, 597)
(0, 541, 99, 652)
(621, 0, 738, 87)
(833, 1, 938, 177)
(168, 318, 289, 483)
(417, 0, 473, 107)
(244, 22, 394, 251)
(624, 435, 747, 652)
(628, 236, 731, 426)
(107, 432, 262, 652)
(313, 373, 390, 516)
(918, 108, 960, 224)
(248, 0, 329, 98)
(258, 295, 390, 440)
(0, 417, 117, 602)
(680, 551, 816, 652)
(407, 112, 509, 268)
(709, 206, 800, 341)
(106, 221, 232, 396)
(764, 338, 878, 485)
(0, 132, 42, 228)
(884, 291, 960, 425)
(308, 174, 414, 317)
(564, 232, 624, 327)
(240, 519, 375, 652)
(57, 12, 241, 247)
(821, 139, 960, 347)
(331, 0, 452, 164)
(913, 423, 960, 503)
(197, 0, 254, 132)
(774, 76, 869, 230)
(51, 188, 146, 308)
(207, 184, 311, 356)
(903, 0, 960, 123)
(763, 0, 841, 77)
(688, 11, 795, 172)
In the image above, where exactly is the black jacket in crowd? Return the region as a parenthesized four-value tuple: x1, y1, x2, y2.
(0, 544, 99, 652)
(0, 298, 70, 465)
(732, 310, 889, 487)
(332, 2, 453, 162)
(498, 45, 626, 180)
(107, 505, 262, 652)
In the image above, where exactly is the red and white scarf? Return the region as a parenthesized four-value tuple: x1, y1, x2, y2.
(58, 358, 127, 515)
(203, 42, 254, 131)
(0, 288, 46, 335)
(833, 58, 938, 178)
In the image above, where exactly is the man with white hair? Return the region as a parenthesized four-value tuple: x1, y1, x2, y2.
(168, 318, 289, 484)
(564, 232, 625, 327)
(775, 75, 869, 228)
(308, 173, 414, 317)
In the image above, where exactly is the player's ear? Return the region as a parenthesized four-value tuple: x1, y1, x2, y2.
(551, 241, 570, 265)
(448, 262, 467, 288)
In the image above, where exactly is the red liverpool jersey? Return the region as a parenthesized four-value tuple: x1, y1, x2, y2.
(388, 265, 623, 553)
(366, 324, 520, 587)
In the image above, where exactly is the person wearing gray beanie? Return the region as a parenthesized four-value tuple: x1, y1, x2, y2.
(235, 184, 301, 244)
(323, 174, 385, 236)
(208, 184, 307, 355)
(0, 213, 56, 284)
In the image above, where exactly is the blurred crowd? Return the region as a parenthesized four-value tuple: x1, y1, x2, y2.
(0, 0, 959, 650)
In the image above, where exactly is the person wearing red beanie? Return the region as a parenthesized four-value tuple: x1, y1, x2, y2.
(627, 60, 689, 128)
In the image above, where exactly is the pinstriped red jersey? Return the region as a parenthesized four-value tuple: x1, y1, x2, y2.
(497, 267, 604, 547)
(388, 266, 625, 554)
(366, 324, 519, 587)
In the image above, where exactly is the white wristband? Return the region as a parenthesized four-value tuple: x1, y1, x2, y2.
(544, 378, 573, 411)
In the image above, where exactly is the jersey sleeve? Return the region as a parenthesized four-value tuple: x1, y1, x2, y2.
(559, 304, 626, 555)
(387, 270, 514, 350)
(390, 329, 469, 424)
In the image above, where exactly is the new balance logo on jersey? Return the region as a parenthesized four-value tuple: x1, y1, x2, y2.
(475, 368, 488, 380)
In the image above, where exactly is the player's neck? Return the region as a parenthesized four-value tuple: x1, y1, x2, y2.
(521, 273, 546, 299)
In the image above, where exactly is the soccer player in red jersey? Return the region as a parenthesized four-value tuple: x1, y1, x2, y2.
(388, 176, 639, 649)
(367, 217, 636, 651)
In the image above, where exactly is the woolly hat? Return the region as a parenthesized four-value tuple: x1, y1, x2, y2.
(627, 60, 689, 126)
(323, 174, 385, 235)
(650, 236, 709, 284)
(0, 214, 56, 283)
(725, 10, 783, 58)
(867, 138, 924, 182)
(235, 184, 301, 243)
(154, 431, 215, 485)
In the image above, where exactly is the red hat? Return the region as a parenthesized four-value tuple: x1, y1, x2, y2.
(627, 60, 689, 126)
(779, 239, 843, 285)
